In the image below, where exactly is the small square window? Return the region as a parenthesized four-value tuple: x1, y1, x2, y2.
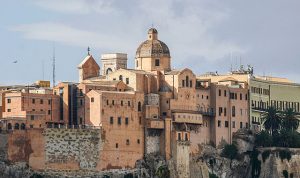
(7, 99, 11, 103)
(7, 109, 11, 112)
(91, 97, 94, 102)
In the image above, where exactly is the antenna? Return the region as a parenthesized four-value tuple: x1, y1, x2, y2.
(42, 60, 45, 80)
(230, 51, 233, 72)
(52, 43, 56, 87)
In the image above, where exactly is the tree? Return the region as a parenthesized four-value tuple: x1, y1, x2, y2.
(221, 143, 238, 168)
(262, 107, 282, 136)
(281, 108, 300, 131)
(255, 130, 272, 147)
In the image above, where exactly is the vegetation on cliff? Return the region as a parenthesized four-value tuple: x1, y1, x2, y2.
(256, 107, 300, 148)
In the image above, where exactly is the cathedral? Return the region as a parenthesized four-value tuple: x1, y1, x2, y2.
(71, 28, 249, 174)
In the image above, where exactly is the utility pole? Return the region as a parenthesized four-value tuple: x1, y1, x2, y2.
(52, 44, 56, 87)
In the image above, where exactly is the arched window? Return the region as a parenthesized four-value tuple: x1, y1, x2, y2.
(106, 68, 113, 75)
(14, 123, 20, 130)
(119, 75, 123, 81)
(21, 123, 26, 130)
(138, 102, 142, 112)
(186, 76, 189, 87)
(7, 123, 12, 130)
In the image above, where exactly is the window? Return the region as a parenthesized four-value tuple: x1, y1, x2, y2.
(7, 109, 11, 112)
(178, 133, 181, 140)
(48, 99, 51, 105)
(80, 99, 83, 106)
(206, 96, 209, 100)
(245, 94, 248, 100)
(31, 115, 34, 120)
(126, 139, 130, 145)
(128, 101, 131, 106)
(118, 117, 121, 125)
(232, 106, 236, 117)
(112, 100, 115, 105)
(155, 59, 160, 66)
(185, 133, 188, 141)
(219, 89, 221, 96)
(91, 97, 94, 102)
(32, 99, 35, 104)
(240, 93, 242, 100)
(218, 107, 222, 116)
(40, 99, 43, 104)
(225, 121, 229, 128)
(7, 99, 11, 103)
(138, 102, 142, 112)
(190, 80, 193, 88)
(224, 108, 227, 116)
(240, 122, 243, 128)
(137, 139, 140, 144)
(126, 78, 129, 84)
(116, 143, 119, 148)
(107, 100, 109, 105)
(30, 125, 33, 128)
(246, 122, 249, 128)
(48, 110, 51, 115)
(232, 121, 235, 128)
(110, 117, 114, 124)
(182, 80, 185, 87)
(186, 76, 189, 87)
(125, 117, 129, 125)
(235, 93, 237, 99)
(119, 75, 123, 81)
(224, 90, 227, 97)
(218, 120, 221, 127)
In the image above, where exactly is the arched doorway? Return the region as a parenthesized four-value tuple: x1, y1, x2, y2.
(14, 123, 20, 130)
(21, 123, 26, 130)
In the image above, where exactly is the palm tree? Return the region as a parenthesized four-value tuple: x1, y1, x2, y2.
(262, 107, 282, 136)
(281, 108, 300, 131)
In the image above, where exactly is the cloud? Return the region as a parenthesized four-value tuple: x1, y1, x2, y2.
(11, 22, 135, 52)
(11, 0, 245, 66)
(33, 0, 116, 14)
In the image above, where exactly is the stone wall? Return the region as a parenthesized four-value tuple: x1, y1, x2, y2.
(145, 129, 161, 154)
(44, 128, 103, 170)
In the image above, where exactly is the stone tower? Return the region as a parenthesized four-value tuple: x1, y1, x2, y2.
(78, 54, 100, 82)
(135, 28, 171, 71)
(101, 53, 128, 75)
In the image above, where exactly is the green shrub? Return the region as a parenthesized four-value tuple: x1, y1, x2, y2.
(262, 150, 271, 162)
(279, 149, 292, 162)
(255, 131, 272, 147)
(209, 173, 219, 178)
(221, 144, 238, 160)
(282, 170, 288, 178)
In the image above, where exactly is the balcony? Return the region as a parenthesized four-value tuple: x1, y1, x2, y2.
(145, 119, 164, 129)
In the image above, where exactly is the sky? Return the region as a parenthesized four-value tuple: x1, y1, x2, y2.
(0, 0, 300, 85)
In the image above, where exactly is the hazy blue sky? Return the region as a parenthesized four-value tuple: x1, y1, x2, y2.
(1, 0, 300, 85)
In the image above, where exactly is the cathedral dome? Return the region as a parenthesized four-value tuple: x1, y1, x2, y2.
(136, 28, 170, 58)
